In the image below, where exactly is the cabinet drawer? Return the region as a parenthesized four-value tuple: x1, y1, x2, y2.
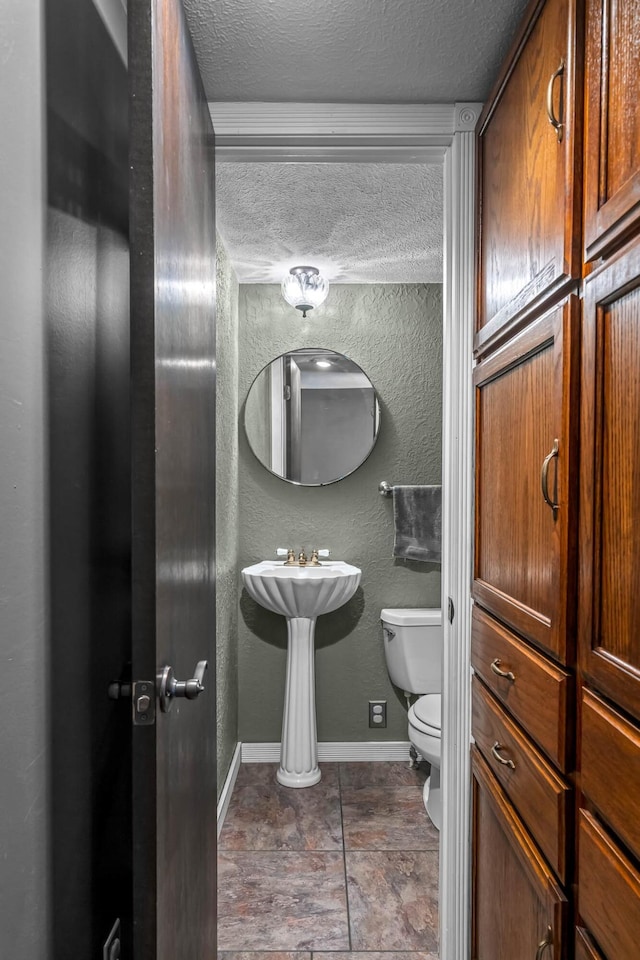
(472, 605, 571, 770)
(472, 675, 571, 883)
(576, 927, 604, 960)
(581, 688, 640, 863)
(579, 810, 640, 960)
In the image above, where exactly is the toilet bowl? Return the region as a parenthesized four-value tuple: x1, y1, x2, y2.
(381, 607, 443, 830)
(408, 693, 442, 830)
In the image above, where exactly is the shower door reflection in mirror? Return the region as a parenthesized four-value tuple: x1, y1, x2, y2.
(244, 348, 381, 486)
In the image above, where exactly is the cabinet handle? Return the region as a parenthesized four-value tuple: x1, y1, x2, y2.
(540, 439, 559, 519)
(546, 59, 565, 142)
(490, 658, 515, 682)
(535, 926, 553, 959)
(491, 741, 516, 770)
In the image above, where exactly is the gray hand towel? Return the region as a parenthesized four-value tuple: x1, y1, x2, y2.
(392, 485, 442, 563)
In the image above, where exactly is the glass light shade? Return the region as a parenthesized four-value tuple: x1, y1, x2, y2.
(281, 266, 329, 318)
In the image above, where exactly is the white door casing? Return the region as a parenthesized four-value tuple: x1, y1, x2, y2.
(211, 100, 480, 960)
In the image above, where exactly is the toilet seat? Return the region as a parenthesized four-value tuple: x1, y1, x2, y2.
(409, 694, 441, 736)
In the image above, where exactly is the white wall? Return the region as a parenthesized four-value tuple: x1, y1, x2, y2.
(0, 1, 50, 955)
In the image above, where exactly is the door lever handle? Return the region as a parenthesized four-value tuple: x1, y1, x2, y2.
(158, 660, 208, 713)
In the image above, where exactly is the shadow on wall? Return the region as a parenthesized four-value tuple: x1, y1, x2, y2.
(240, 586, 365, 651)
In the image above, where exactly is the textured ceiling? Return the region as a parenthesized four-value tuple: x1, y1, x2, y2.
(185, 0, 529, 103)
(216, 162, 443, 283)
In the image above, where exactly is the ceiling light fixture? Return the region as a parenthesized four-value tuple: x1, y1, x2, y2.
(281, 266, 329, 318)
(315, 359, 332, 368)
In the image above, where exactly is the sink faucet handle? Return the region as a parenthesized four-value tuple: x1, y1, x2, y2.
(276, 547, 296, 565)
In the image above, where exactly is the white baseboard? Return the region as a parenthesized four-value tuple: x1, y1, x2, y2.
(241, 741, 412, 762)
(217, 742, 242, 838)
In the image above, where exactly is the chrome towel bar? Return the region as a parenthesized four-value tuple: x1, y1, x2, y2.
(379, 480, 394, 497)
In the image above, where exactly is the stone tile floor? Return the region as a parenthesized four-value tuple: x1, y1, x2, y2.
(218, 761, 439, 957)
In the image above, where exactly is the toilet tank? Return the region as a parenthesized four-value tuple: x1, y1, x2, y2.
(381, 608, 443, 695)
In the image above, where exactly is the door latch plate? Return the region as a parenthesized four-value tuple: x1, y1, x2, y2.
(132, 680, 155, 725)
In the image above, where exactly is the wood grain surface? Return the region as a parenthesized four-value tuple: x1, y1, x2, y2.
(472, 749, 567, 960)
(476, 0, 582, 346)
(579, 810, 640, 960)
(472, 675, 571, 882)
(579, 243, 640, 721)
(584, 0, 640, 260)
(474, 300, 579, 664)
(471, 605, 572, 770)
(581, 687, 640, 863)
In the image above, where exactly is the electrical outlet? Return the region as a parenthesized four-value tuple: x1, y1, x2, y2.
(369, 700, 387, 728)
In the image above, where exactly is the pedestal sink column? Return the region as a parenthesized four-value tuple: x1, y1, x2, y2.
(277, 617, 321, 787)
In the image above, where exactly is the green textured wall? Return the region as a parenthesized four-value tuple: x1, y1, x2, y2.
(238, 283, 442, 743)
(215, 235, 239, 793)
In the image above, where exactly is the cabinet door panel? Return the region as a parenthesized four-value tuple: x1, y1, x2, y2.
(476, 0, 582, 353)
(474, 299, 579, 663)
(472, 749, 567, 960)
(579, 810, 640, 960)
(584, 0, 640, 260)
(580, 244, 640, 719)
(581, 687, 640, 862)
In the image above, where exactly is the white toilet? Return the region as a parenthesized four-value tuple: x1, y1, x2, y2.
(381, 607, 443, 830)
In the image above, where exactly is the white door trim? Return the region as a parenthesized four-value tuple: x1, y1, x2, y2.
(441, 103, 480, 960)
(212, 101, 479, 960)
(209, 101, 456, 163)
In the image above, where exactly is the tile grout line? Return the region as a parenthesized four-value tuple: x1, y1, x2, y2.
(338, 763, 353, 953)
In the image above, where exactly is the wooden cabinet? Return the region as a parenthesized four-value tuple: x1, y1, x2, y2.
(474, 299, 579, 664)
(472, 750, 567, 960)
(579, 243, 640, 721)
(474, 2, 640, 957)
(476, 0, 582, 353)
(584, 0, 640, 260)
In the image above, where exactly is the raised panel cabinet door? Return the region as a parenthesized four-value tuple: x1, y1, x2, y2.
(472, 749, 567, 960)
(584, 0, 640, 260)
(579, 810, 640, 960)
(474, 298, 579, 664)
(476, 0, 583, 354)
(579, 242, 640, 721)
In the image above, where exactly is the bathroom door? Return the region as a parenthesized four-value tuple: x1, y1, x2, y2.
(128, 0, 217, 958)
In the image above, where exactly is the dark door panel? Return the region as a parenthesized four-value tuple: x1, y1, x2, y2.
(129, 0, 217, 955)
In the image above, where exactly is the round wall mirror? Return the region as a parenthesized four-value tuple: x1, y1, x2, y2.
(244, 348, 381, 486)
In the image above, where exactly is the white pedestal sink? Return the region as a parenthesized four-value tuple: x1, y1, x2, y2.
(241, 560, 361, 787)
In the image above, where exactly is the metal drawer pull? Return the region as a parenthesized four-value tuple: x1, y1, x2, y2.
(490, 658, 515, 682)
(536, 926, 553, 959)
(541, 439, 559, 519)
(546, 59, 564, 142)
(491, 741, 516, 770)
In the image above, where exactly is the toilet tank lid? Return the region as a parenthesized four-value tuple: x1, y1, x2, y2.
(381, 608, 442, 626)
